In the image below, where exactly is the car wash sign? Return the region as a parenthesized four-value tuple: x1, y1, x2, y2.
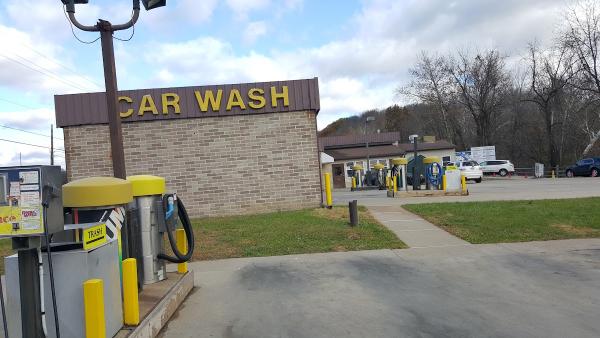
(54, 78, 320, 127)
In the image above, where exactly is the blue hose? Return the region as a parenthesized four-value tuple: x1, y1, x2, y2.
(426, 163, 443, 186)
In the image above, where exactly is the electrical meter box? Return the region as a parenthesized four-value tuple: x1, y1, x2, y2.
(0, 166, 63, 237)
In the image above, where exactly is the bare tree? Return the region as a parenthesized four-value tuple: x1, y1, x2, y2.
(447, 50, 511, 146)
(562, 0, 600, 156)
(397, 52, 467, 148)
(525, 42, 576, 166)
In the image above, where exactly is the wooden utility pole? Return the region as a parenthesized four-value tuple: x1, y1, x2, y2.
(50, 124, 54, 165)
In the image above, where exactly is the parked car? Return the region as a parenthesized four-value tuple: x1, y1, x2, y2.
(479, 160, 515, 177)
(446, 160, 483, 183)
(565, 157, 600, 177)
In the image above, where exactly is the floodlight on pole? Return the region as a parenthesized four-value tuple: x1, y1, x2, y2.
(61, 0, 166, 179)
(142, 0, 167, 10)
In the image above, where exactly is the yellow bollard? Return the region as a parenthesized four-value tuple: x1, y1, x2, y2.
(552, 170, 555, 179)
(177, 229, 188, 274)
(442, 174, 447, 191)
(386, 176, 390, 188)
(351, 176, 356, 189)
(324, 172, 333, 208)
(83, 279, 106, 338)
(123, 258, 140, 326)
(461, 175, 467, 193)
(393, 175, 398, 193)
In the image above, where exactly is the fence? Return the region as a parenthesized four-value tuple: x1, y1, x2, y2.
(513, 166, 566, 178)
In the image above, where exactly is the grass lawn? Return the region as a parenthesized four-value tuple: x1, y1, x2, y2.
(0, 207, 404, 273)
(189, 206, 406, 261)
(403, 197, 600, 244)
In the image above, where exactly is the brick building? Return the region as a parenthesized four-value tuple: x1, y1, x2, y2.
(55, 78, 322, 217)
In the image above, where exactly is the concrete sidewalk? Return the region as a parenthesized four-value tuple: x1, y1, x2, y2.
(368, 205, 469, 248)
(160, 239, 600, 338)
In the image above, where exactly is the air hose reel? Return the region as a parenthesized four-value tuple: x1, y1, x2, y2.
(158, 194, 195, 263)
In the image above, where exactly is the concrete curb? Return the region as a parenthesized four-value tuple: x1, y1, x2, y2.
(126, 271, 194, 338)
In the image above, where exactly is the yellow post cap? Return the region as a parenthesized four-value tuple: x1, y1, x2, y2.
(423, 156, 441, 164)
(352, 165, 363, 171)
(63, 177, 133, 207)
(127, 175, 166, 197)
(392, 158, 408, 165)
(373, 163, 385, 170)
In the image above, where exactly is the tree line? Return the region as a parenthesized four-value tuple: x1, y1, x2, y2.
(320, 0, 600, 168)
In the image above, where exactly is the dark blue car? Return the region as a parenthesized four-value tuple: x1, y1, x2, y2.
(565, 157, 600, 177)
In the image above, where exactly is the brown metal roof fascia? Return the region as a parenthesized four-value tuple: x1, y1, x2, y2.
(55, 78, 320, 127)
(324, 145, 407, 161)
(319, 132, 402, 149)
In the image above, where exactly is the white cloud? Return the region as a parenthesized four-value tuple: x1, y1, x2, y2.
(226, 0, 270, 20)
(243, 21, 268, 44)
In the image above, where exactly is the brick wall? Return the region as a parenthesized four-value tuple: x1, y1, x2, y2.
(63, 111, 323, 217)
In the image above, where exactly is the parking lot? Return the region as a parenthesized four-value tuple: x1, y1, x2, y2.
(333, 177, 600, 206)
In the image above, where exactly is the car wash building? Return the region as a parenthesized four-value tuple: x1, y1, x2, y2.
(54, 78, 322, 218)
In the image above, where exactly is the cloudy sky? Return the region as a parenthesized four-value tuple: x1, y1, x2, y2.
(0, 0, 569, 166)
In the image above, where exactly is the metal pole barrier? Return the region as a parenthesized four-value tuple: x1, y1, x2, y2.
(83, 279, 106, 338)
(351, 176, 356, 190)
(176, 229, 188, 274)
(123, 258, 140, 326)
(349, 200, 359, 226)
(393, 175, 397, 194)
(324, 172, 333, 209)
(461, 175, 467, 194)
(442, 174, 447, 191)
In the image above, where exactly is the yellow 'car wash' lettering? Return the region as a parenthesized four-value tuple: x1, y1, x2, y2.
(195, 89, 223, 112)
(119, 96, 134, 118)
(271, 85, 289, 108)
(161, 93, 181, 115)
(248, 88, 266, 109)
(138, 95, 159, 116)
(226, 89, 246, 110)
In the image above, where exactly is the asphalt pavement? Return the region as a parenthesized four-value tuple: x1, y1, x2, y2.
(333, 177, 600, 206)
(160, 239, 600, 338)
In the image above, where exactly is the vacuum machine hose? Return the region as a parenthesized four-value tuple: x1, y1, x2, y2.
(426, 162, 443, 186)
(158, 198, 195, 263)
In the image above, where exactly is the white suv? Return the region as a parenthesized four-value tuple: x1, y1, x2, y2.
(479, 160, 515, 177)
(447, 161, 483, 183)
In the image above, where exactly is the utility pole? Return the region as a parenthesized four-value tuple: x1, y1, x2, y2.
(64, 0, 144, 179)
(50, 124, 54, 165)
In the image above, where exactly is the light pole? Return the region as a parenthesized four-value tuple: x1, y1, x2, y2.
(365, 116, 375, 172)
(61, 0, 166, 178)
(409, 134, 420, 190)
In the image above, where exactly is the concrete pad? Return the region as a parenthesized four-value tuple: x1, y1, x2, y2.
(160, 240, 600, 338)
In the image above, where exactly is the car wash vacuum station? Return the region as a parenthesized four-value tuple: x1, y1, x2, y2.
(0, 166, 194, 338)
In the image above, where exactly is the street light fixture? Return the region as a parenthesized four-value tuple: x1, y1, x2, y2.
(61, 0, 166, 179)
(365, 116, 375, 173)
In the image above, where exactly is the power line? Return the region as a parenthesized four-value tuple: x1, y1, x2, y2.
(0, 138, 65, 152)
(13, 41, 104, 89)
(0, 54, 95, 92)
(0, 124, 64, 141)
(0, 97, 39, 110)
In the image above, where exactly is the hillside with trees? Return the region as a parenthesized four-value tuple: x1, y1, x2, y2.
(320, 0, 600, 168)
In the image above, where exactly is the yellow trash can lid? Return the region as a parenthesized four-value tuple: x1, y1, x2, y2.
(127, 175, 166, 197)
(63, 177, 133, 207)
(373, 163, 385, 170)
(392, 158, 408, 165)
(352, 165, 363, 170)
(423, 156, 441, 164)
